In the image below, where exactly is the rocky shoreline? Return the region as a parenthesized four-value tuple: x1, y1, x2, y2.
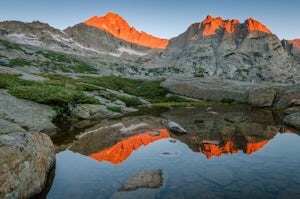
(161, 75, 300, 107)
(1, 76, 300, 198)
(161, 76, 300, 129)
(0, 89, 57, 199)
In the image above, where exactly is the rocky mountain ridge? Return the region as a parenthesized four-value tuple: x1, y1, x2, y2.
(83, 12, 169, 49)
(0, 13, 299, 83)
(149, 15, 300, 83)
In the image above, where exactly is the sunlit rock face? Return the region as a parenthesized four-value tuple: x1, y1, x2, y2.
(83, 12, 169, 49)
(288, 39, 300, 49)
(199, 15, 271, 37)
(282, 39, 300, 58)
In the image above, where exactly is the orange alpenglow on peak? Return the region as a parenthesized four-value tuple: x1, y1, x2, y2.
(288, 39, 300, 49)
(89, 129, 170, 165)
(200, 15, 240, 36)
(83, 12, 169, 49)
(199, 15, 271, 37)
(246, 18, 272, 33)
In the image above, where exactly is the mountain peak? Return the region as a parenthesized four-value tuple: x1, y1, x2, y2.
(245, 18, 271, 33)
(83, 12, 169, 49)
(200, 15, 240, 36)
(198, 15, 271, 37)
(288, 39, 300, 49)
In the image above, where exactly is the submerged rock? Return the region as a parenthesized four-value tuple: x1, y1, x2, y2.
(118, 169, 163, 192)
(0, 132, 55, 199)
(284, 113, 300, 129)
(168, 121, 188, 134)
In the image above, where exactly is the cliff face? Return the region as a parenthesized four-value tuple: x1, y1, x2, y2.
(282, 39, 300, 60)
(83, 12, 169, 49)
(151, 15, 300, 83)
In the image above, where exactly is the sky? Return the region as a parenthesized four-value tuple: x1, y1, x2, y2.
(0, 0, 299, 40)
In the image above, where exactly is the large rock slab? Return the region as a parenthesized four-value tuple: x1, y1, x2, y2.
(284, 113, 300, 129)
(274, 87, 300, 108)
(71, 104, 120, 120)
(0, 132, 55, 199)
(118, 169, 163, 192)
(161, 76, 252, 103)
(162, 76, 300, 108)
(0, 119, 26, 135)
(248, 88, 275, 107)
(0, 89, 57, 134)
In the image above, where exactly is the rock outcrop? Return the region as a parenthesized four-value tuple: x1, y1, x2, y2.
(248, 88, 275, 107)
(0, 132, 55, 199)
(83, 12, 169, 49)
(0, 89, 57, 134)
(70, 104, 120, 120)
(0, 89, 56, 198)
(284, 113, 300, 129)
(282, 39, 300, 59)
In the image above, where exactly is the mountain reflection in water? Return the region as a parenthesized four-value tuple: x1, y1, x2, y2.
(44, 105, 300, 199)
(89, 129, 170, 164)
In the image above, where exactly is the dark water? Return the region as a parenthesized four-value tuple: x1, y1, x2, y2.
(44, 105, 300, 199)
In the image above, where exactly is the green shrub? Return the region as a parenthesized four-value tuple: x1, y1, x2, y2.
(117, 96, 142, 107)
(78, 76, 168, 101)
(221, 98, 236, 104)
(9, 85, 98, 106)
(8, 58, 32, 67)
(107, 106, 122, 113)
(0, 73, 36, 88)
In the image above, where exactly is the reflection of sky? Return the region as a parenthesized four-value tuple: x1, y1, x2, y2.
(1, 0, 300, 40)
(47, 133, 300, 199)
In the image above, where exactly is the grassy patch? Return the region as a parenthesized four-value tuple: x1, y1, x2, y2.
(107, 106, 122, 113)
(77, 76, 168, 101)
(36, 50, 98, 74)
(0, 73, 98, 117)
(9, 85, 98, 105)
(115, 96, 142, 107)
(0, 73, 36, 88)
(8, 58, 32, 67)
(152, 101, 222, 107)
(221, 98, 236, 104)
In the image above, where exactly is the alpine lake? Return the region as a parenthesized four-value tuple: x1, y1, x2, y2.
(39, 104, 300, 199)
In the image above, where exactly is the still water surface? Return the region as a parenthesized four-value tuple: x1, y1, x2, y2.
(45, 105, 300, 199)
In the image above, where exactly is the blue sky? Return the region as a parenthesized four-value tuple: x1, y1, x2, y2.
(0, 0, 299, 40)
